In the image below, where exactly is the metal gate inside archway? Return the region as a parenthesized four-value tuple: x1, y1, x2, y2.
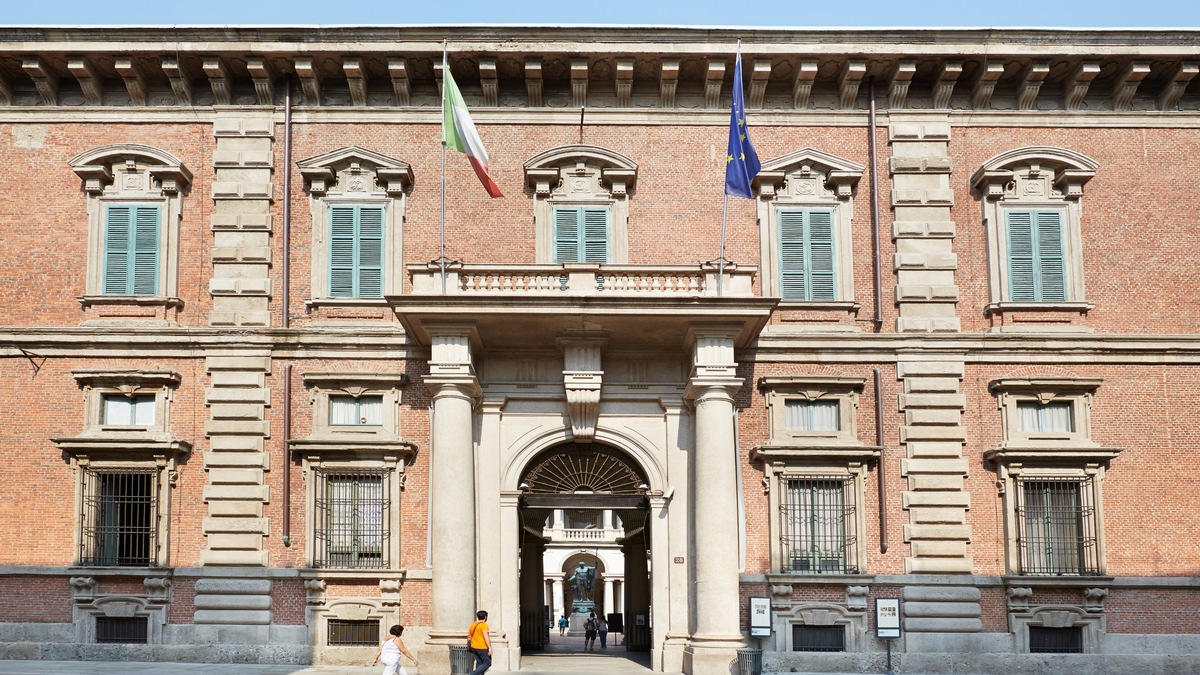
(516, 442, 653, 657)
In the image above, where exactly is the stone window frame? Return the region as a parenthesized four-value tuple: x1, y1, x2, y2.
(971, 147, 1098, 315)
(69, 144, 192, 309)
(53, 370, 190, 569)
(987, 376, 1121, 578)
(298, 147, 414, 304)
(772, 603, 869, 653)
(304, 595, 403, 662)
(753, 375, 880, 575)
(289, 372, 416, 571)
(523, 145, 637, 264)
(1009, 605, 1105, 654)
(72, 593, 170, 646)
(754, 148, 863, 308)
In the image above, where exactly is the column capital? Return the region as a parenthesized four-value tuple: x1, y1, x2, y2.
(424, 373, 482, 402)
(684, 375, 742, 404)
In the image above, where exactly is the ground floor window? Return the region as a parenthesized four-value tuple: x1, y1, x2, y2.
(1016, 476, 1099, 575)
(780, 476, 859, 574)
(79, 467, 159, 567)
(313, 469, 391, 569)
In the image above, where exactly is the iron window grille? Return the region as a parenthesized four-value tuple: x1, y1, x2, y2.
(95, 616, 149, 644)
(781, 476, 859, 574)
(79, 468, 159, 567)
(1016, 476, 1100, 576)
(792, 625, 845, 652)
(327, 618, 380, 646)
(1029, 626, 1083, 653)
(313, 469, 390, 569)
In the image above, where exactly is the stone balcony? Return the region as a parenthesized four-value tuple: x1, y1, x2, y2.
(393, 261, 776, 351)
(543, 526, 625, 544)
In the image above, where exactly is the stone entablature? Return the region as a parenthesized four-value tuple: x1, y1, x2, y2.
(1, 28, 1199, 112)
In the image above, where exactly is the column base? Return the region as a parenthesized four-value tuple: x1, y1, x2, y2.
(684, 637, 746, 675)
(424, 631, 468, 674)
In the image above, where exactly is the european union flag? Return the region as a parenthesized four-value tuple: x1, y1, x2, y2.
(725, 51, 761, 199)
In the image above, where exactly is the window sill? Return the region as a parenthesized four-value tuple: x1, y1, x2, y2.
(289, 435, 418, 459)
(298, 568, 407, 580)
(752, 442, 881, 463)
(766, 572, 875, 584)
(52, 434, 192, 459)
(777, 301, 861, 312)
(984, 301, 1093, 315)
(984, 442, 1122, 464)
(78, 295, 184, 309)
(1003, 575, 1112, 588)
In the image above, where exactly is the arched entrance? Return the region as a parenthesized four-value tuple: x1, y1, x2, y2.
(516, 442, 654, 666)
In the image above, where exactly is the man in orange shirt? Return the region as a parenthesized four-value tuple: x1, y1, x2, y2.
(467, 610, 492, 675)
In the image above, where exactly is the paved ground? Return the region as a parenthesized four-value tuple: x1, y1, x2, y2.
(0, 633, 674, 675)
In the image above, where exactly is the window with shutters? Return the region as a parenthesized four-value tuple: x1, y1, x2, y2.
(329, 205, 386, 298)
(778, 209, 836, 301)
(70, 145, 191, 312)
(52, 369, 189, 569)
(298, 147, 413, 307)
(972, 147, 1097, 321)
(755, 149, 862, 309)
(524, 146, 636, 264)
(553, 206, 609, 263)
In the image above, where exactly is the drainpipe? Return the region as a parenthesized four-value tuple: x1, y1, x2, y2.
(868, 77, 884, 331)
(874, 368, 888, 554)
(281, 78, 294, 547)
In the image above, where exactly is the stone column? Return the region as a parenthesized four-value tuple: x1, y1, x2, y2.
(604, 579, 615, 617)
(552, 579, 565, 622)
(683, 327, 745, 674)
(424, 325, 481, 660)
(553, 509, 565, 529)
(602, 509, 613, 530)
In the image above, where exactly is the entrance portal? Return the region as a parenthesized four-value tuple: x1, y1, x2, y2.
(517, 443, 654, 668)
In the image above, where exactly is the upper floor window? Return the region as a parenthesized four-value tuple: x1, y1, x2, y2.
(524, 145, 637, 265)
(785, 399, 840, 432)
(70, 145, 191, 308)
(972, 147, 1098, 314)
(554, 206, 609, 264)
(330, 395, 383, 427)
(298, 147, 413, 303)
(329, 205, 385, 298)
(755, 149, 862, 305)
(102, 394, 156, 427)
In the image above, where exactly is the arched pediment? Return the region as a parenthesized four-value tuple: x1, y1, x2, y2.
(296, 145, 413, 195)
(755, 148, 864, 200)
(971, 146, 1098, 199)
(69, 143, 191, 194)
(524, 144, 638, 195)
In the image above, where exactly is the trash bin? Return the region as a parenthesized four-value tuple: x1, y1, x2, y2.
(449, 644, 474, 675)
(736, 647, 762, 675)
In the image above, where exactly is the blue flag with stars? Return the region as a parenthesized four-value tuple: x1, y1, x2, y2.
(725, 50, 761, 199)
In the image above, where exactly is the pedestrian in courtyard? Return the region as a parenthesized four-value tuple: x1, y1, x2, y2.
(467, 610, 493, 675)
(371, 624, 418, 675)
(584, 612, 598, 651)
(558, 615, 568, 635)
(598, 615, 609, 648)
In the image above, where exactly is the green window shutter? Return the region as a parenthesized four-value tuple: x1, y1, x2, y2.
(103, 206, 132, 295)
(1036, 211, 1066, 301)
(329, 206, 357, 297)
(103, 204, 160, 295)
(1007, 210, 1066, 301)
(328, 205, 386, 298)
(807, 210, 836, 301)
(357, 206, 385, 298)
(554, 207, 581, 263)
(581, 208, 609, 263)
(778, 209, 836, 301)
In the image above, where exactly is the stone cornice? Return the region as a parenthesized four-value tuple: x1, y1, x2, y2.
(0, 27, 1198, 113)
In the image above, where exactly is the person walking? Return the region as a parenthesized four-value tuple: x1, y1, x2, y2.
(371, 624, 418, 675)
(598, 616, 609, 649)
(467, 610, 493, 675)
(584, 613, 598, 651)
(558, 615, 568, 636)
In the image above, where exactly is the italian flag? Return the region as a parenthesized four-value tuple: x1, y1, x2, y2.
(441, 56, 503, 198)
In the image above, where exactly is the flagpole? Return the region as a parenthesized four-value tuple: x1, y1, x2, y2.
(440, 42, 448, 294)
(718, 194, 727, 297)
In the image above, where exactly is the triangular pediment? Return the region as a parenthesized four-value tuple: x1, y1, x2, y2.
(759, 148, 864, 175)
(297, 145, 411, 172)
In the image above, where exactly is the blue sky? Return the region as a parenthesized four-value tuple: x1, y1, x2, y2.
(1, 0, 1198, 28)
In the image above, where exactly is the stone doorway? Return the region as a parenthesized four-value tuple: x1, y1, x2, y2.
(516, 443, 655, 670)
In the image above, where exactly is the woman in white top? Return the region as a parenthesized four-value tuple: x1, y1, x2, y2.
(372, 624, 419, 675)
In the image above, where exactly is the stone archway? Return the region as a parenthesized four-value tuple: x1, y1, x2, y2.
(516, 442, 654, 660)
